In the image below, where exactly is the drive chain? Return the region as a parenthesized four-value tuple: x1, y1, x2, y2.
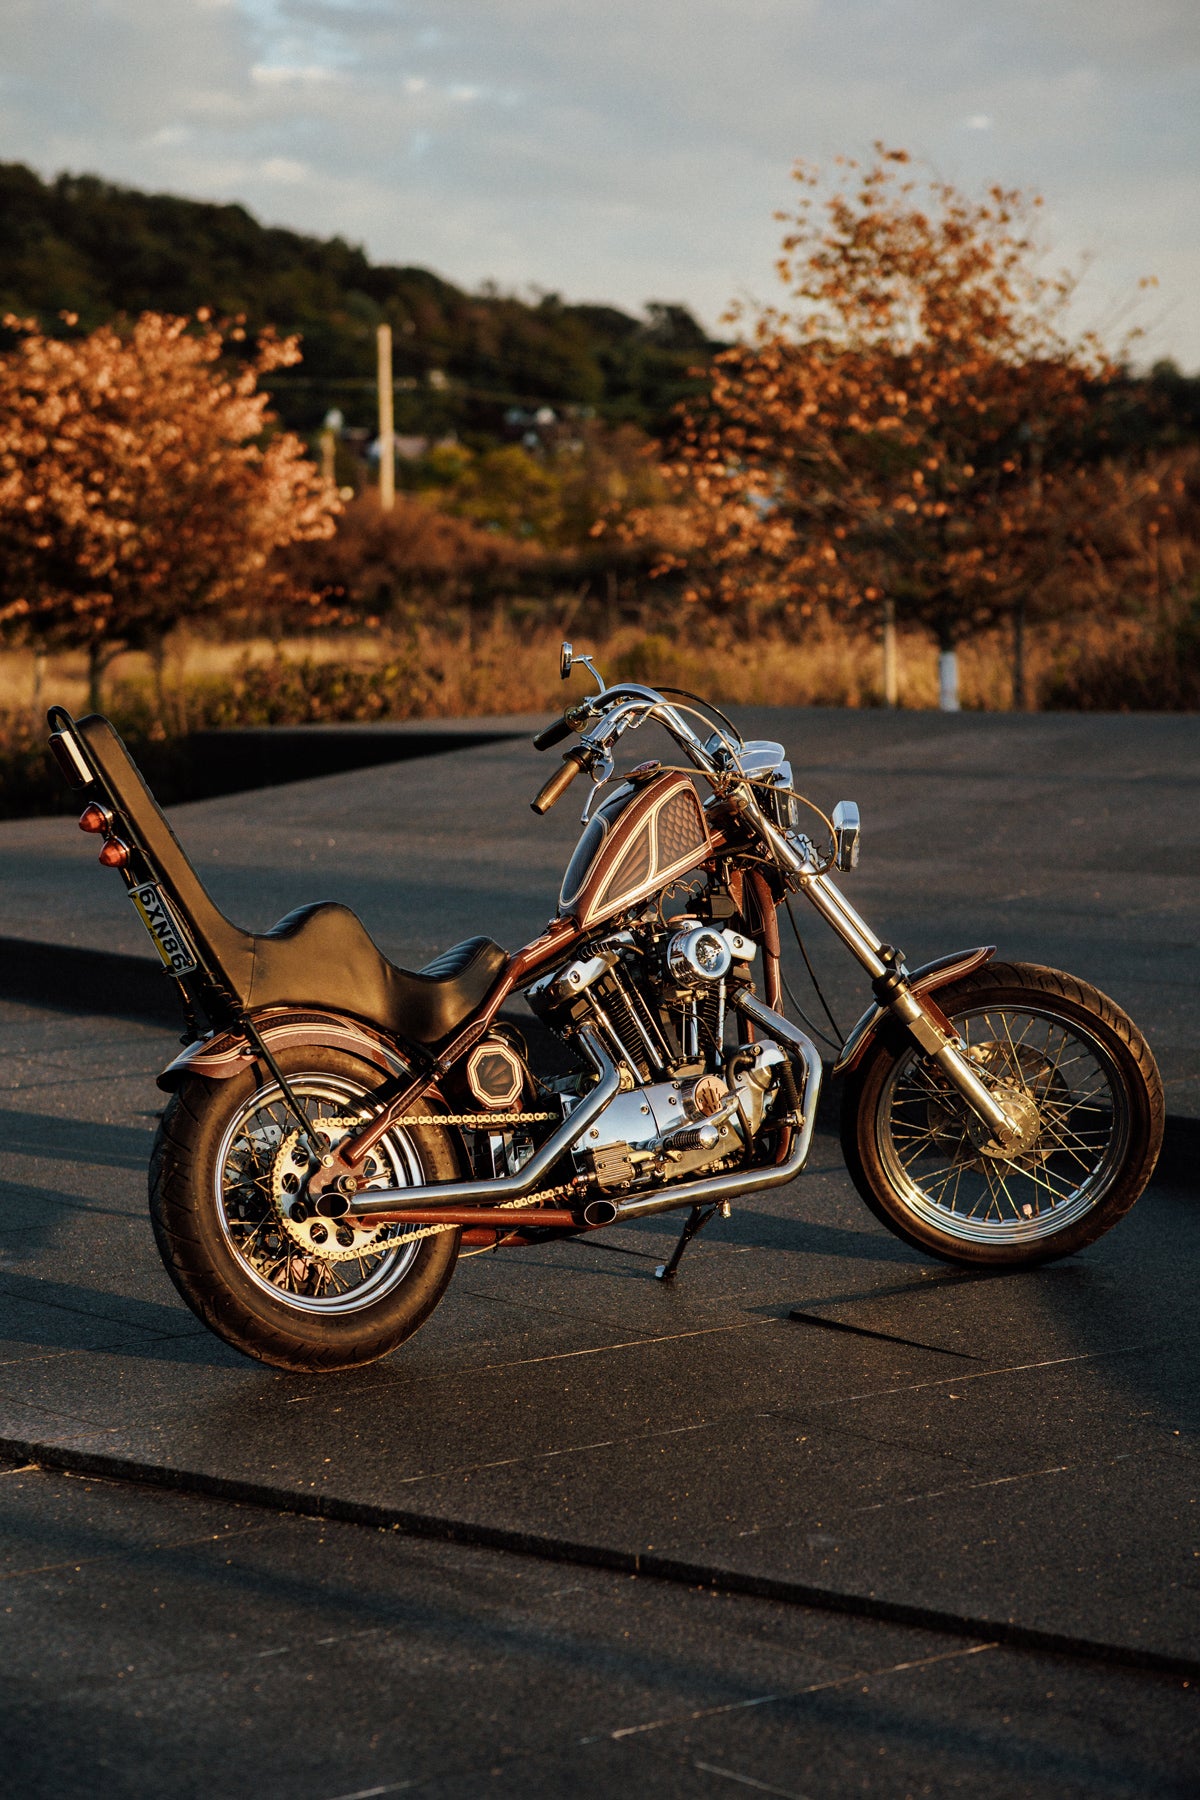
(270, 1114, 576, 1264)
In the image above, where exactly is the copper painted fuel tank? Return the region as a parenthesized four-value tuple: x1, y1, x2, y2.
(558, 771, 711, 930)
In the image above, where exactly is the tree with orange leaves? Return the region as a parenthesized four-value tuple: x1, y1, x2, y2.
(655, 148, 1139, 705)
(0, 311, 338, 710)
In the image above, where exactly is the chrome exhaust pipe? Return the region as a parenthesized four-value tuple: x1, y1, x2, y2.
(348, 1031, 618, 1218)
(609, 993, 823, 1224)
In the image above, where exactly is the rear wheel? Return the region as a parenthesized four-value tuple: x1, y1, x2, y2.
(841, 962, 1163, 1267)
(150, 1046, 462, 1371)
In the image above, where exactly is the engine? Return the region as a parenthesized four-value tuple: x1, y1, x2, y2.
(525, 915, 791, 1194)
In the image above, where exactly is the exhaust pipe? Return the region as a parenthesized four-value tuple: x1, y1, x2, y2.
(351, 999, 820, 1231)
(610, 993, 823, 1224)
(347, 1030, 618, 1219)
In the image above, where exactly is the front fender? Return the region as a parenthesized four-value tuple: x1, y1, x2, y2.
(832, 946, 995, 1075)
(156, 1006, 416, 1092)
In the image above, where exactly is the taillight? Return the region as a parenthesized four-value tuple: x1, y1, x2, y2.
(79, 802, 112, 834)
(98, 836, 131, 868)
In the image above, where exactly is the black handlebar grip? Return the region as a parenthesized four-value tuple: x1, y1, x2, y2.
(532, 714, 575, 752)
(531, 748, 586, 815)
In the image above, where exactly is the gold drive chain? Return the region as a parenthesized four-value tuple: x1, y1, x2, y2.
(382, 1110, 558, 1128)
(271, 1114, 577, 1265)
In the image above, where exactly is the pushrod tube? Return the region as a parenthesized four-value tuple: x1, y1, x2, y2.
(346, 1031, 619, 1219)
(611, 991, 823, 1224)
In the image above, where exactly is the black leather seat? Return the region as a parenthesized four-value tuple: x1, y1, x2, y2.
(75, 715, 509, 1046)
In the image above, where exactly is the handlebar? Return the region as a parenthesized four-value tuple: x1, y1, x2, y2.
(531, 656, 817, 876)
(532, 715, 576, 752)
(530, 748, 587, 814)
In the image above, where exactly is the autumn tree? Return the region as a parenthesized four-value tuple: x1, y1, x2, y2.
(0, 310, 339, 709)
(653, 148, 1143, 703)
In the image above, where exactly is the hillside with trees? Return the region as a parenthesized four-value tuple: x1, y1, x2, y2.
(0, 162, 718, 442)
(0, 150, 1198, 779)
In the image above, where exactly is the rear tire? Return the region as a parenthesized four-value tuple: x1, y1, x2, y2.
(840, 962, 1163, 1267)
(149, 1046, 462, 1371)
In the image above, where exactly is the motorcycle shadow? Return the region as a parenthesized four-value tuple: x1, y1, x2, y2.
(0, 1104, 151, 1172)
(570, 1204, 912, 1273)
(0, 1268, 241, 1367)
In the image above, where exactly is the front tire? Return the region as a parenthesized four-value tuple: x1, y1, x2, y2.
(150, 1046, 463, 1371)
(841, 962, 1163, 1267)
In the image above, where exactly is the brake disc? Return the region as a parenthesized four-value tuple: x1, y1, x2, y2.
(923, 1041, 1059, 1167)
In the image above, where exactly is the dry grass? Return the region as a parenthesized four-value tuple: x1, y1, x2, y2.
(0, 612, 1100, 720)
(0, 604, 1187, 723)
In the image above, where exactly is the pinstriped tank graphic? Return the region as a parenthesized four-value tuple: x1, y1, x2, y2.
(558, 772, 710, 929)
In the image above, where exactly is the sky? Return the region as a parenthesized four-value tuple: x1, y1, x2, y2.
(1, 0, 1197, 367)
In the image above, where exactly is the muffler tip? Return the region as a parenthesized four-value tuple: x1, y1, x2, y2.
(314, 1193, 351, 1220)
(582, 1198, 618, 1227)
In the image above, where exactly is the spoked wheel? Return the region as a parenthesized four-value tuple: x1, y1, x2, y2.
(841, 962, 1164, 1267)
(150, 1046, 462, 1371)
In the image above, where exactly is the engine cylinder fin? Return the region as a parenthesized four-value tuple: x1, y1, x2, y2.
(598, 971, 658, 1080)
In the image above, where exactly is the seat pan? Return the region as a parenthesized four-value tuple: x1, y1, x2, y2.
(74, 714, 509, 1045)
(252, 904, 508, 1045)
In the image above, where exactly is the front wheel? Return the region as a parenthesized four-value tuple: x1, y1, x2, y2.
(841, 962, 1164, 1267)
(150, 1046, 463, 1371)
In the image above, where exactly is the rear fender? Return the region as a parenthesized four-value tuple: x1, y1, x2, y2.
(832, 946, 996, 1075)
(157, 1007, 470, 1170)
(157, 1007, 416, 1092)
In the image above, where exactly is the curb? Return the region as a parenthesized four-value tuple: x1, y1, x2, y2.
(0, 934, 1189, 1183)
(2, 1433, 1194, 1681)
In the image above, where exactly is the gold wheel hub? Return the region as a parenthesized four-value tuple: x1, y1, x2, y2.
(271, 1118, 405, 1264)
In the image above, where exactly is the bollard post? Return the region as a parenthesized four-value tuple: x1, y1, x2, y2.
(882, 598, 898, 707)
(938, 648, 960, 712)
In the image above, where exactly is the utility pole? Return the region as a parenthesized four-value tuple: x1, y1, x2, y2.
(376, 323, 395, 512)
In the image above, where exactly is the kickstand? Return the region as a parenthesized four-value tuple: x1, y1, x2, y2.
(655, 1203, 721, 1283)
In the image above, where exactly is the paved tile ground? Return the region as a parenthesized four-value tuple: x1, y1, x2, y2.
(0, 998, 1193, 1672)
(2, 1458, 1194, 1800)
(1, 709, 1197, 1793)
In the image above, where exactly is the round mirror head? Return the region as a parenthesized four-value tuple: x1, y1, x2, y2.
(559, 641, 573, 681)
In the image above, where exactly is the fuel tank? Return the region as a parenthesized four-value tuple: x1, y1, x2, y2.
(558, 771, 711, 930)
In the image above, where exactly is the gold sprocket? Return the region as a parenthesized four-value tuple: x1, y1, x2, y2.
(271, 1116, 577, 1264)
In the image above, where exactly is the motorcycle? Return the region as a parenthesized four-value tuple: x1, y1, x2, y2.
(46, 644, 1164, 1373)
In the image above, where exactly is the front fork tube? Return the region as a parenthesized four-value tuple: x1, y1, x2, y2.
(796, 868, 1019, 1149)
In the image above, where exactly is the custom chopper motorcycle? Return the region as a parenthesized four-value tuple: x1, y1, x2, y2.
(46, 645, 1163, 1372)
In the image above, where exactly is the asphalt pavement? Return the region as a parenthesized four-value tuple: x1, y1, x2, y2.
(0, 708, 1197, 1794)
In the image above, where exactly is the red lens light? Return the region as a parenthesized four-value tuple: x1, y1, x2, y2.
(79, 802, 111, 834)
(98, 835, 130, 868)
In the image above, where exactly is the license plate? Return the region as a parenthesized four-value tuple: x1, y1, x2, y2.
(130, 883, 198, 977)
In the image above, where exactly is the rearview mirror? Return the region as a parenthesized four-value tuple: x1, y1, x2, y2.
(559, 641, 573, 681)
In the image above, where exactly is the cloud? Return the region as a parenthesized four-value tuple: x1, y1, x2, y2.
(250, 63, 339, 84)
(0, 0, 1196, 365)
(259, 154, 308, 180)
